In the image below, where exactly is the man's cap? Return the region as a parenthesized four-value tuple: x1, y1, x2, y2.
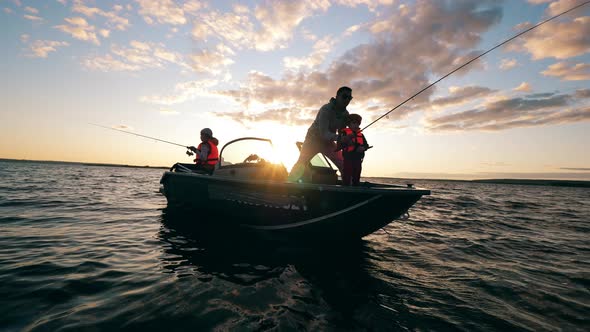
(200, 128, 213, 136)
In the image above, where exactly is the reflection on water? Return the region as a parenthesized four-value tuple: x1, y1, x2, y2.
(158, 207, 402, 329)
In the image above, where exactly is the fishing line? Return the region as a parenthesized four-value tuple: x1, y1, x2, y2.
(362, 0, 590, 131)
(90, 123, 189, 148)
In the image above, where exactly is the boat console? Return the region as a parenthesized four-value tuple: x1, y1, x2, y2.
(171, 137, 342, 185)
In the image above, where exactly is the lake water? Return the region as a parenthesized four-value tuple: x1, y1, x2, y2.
(0, 160, 588, 331)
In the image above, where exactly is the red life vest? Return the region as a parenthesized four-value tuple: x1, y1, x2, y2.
(195, 140, 219, 166)
(341, 128, 364, 152)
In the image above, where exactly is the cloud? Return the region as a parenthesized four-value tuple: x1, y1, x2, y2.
(83, 40, 187, 72)
(233, 4, 249, 14)
(72, 0, 130, 31)
(283, 36, 335, 72)
(135, 0, 204, 25)
(512, 14, 590, 60)
(24, 6, 38, 14)
(212, 1, 504, 122)
(430, 86, 496, 109)
(191, 2, 329, 52)
(54, 16, 100, 45)
(545, 0, 590, 16)
(513, 82, 532, 92)
(191, 11, 255, 48)
(300, 28, 318, 41)
(334, 0, 395, 12)
(560, 167, 590, 171)
(139, 79, 220, 105)
(252, 2, 330, 51)
(574, 88, 590, 98)
(4, 8, 13, 14)
(187, 1, 334, 78)
(217, 107, 314, 127)
(542, 62, 590, 80)
(24, 40, 70, 58)
(189, 49, 234, 75)
(343, 24, 362, 37)
(425, 91, 590, 131)
(99, 29, 110, 38)
(499, 58, 518, 70)
(83, 54, 144, 71)
(24, 14, 43, 21)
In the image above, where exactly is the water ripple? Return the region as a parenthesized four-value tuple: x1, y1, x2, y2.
(0, 161, 588, 331)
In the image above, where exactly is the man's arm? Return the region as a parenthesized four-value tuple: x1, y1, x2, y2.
(318, 106, 338, 141)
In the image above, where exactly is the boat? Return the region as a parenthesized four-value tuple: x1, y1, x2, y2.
(159, 137, 430, 242)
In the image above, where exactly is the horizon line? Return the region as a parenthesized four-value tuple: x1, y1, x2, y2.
(2, 157, 589, 183)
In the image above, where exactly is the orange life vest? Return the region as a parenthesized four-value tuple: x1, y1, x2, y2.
(195, 140, 219, 166)
(341, 128, 364, 152)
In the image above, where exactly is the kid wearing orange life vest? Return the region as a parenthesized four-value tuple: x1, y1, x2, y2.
(188, 128, 219, 174)
(340, 114, 369, 186)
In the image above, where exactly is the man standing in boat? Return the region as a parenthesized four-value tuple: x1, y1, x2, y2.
(288, 86, 352, 182)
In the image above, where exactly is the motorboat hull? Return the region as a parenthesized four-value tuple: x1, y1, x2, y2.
(160, 170, 430, 241)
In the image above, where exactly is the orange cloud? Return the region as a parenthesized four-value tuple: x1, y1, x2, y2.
(542, 62, 590, 80)
(72, 0, 130, 31)
(139, 79, 220, 105)
(191, 2, 328, 52)
(135, 0, 204, 25)
(83, 41, 187, 72)
(499, 58, 518, 70)
(211, 1, 503, 122)
(25, 40, 70, 58)
(513, 82, 532, 92)
(516, 16, 590, 60)
(54, 17, 100, 45)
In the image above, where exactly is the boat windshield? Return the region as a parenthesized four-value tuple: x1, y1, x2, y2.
(295, 142, 335, 170)
(219, 138, 284, 167)
(310, 153, 334, 169)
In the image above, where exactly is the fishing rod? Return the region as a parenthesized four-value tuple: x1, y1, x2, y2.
(362, 0, 590, 131)
(90, 123, 191, 150)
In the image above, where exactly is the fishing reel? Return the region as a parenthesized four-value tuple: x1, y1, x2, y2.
(186, 146, 196, 157)
(186, 146, 199, 157)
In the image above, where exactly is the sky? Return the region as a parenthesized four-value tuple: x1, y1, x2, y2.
(0, 0, 589, 180)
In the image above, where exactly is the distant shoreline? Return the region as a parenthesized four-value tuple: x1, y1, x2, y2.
(0, 158, 169, 170)
(2, 158, 589, 188)
(436, 178, 589, 188)
(471, 178, 590, 188)
(369, 177, 590, 188)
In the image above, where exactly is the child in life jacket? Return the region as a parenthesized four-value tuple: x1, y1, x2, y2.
(187, 128, 219, 174)
(340, 114, 369, 186)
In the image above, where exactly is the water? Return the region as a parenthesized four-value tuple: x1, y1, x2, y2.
(0, 160, 588, 331)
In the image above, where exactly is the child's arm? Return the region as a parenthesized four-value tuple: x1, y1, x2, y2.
(362, 134, 369, 149)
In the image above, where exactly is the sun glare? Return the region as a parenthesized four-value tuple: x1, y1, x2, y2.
(261, 124, 302, 172)
(269, 141, 299, 171)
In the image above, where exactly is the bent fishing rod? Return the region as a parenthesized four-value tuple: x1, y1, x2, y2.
(90, 123, 196, 155)
(362, 0, 590, 131)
